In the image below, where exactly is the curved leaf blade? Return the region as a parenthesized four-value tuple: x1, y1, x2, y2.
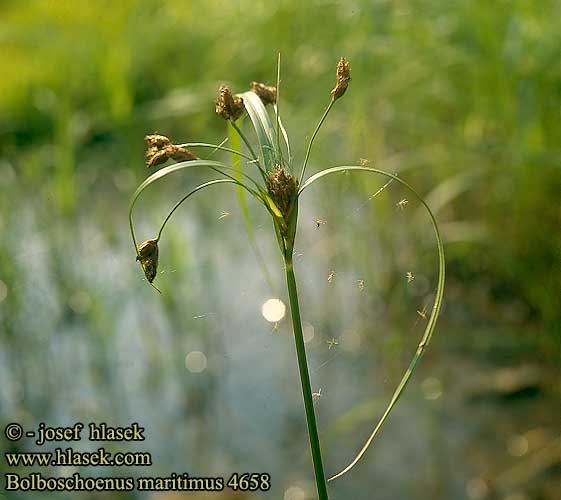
(300, 165, 445, 481)
(129, 159, 265, 252)
(240, 91, 279, 170)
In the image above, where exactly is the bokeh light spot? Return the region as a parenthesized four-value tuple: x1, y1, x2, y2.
(284, 485, 306, 500)
(303, 322, 315, 343)
(466, 477, 488, 499)
(507, 434, 529, 457)
(185, 351, 207, 373)
(262, 298, 286, 323)
(421, 377, 443, 400)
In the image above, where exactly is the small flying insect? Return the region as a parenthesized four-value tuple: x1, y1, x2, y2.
(326, 337, 339, 350)
(406, 272, 415, 283)
(357, 279, 365, 291)
(396, 198, 409, 210)
(312, 388, 322, 402)
(416, 304, 428, 323)
(359, 158, 370, 166)
(315, 218, 326, 229)
(328, 270, 336, 283)
(219, 210, 231, 220)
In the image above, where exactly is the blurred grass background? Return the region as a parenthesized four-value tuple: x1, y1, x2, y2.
(0, 1, 559, 499)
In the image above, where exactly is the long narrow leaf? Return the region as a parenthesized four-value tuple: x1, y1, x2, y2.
(129, 159, 265, 252)
(274, 105, 292, 167)
(299, 165, 445, 481)
(240, 91, 279, 170)
(157, 179, 243, 241)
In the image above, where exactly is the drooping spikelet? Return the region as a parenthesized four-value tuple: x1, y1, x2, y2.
(144, 134, 197, 168)
(136, 239, 159, 283)
(331, 57, 351, 101)
(250, 81, 277, 105)
(215, 85, 245, 121)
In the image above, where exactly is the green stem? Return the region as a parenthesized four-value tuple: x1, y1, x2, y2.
(275, 52, 282, 162)
(178, 142, 256, 163)
(284, 258, 329, 500)
(299, 99, 334, 185)
(230, 120, 266, 180)
(156, 179, 242, 242)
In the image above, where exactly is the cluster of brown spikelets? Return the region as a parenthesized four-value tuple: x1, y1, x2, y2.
(144, 134, 198, 168)
(331, 57, 351, 101)
(215, 80, 277, 121)
(250, 81, 277, 105)
(266, 166, 298, 219)
(215, 85, 245, 121)
(137, 57, 350, 286)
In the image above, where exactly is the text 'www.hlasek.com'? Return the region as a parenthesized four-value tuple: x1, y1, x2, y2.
(3, 422, 271, 492)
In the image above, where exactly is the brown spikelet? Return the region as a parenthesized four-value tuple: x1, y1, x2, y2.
(168, 145, 198, 162)
(145, 148, 169, 168)
(136, 239, 159, 283)
(266, 167, 298, 220)
(215, 85, 244, 121)
(145, 134, 171, 149)
(331, 57, 351, 101)
(250, 81, 277, 105)
(144, 134, 198, 168)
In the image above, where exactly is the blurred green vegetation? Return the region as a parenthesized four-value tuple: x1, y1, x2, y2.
(1, 1, 560, 499)
(2, 0, 559, 344)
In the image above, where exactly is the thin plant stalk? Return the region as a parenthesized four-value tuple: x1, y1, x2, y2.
(156, 179, 241, 241)
(230, 120, 264, 178)
(275, 52, 282, 161)
(285, 257, 329, 500)
(299, 99, 334, 184)
(178, 142, 256, 163)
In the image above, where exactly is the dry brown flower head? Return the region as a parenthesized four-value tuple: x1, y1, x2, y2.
(144, 134, 197, 168)
(250, 81, 277, 105)
(215, 84, 245, 121)
(266, 167, 297, 219)
(331, 57, 351, 101)
(136, 239, 159, 283)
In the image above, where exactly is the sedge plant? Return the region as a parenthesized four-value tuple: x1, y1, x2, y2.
(129, 56, 445, 499)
